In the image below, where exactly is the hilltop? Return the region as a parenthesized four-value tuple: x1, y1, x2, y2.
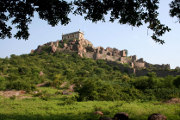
(31, 31, 180, 77)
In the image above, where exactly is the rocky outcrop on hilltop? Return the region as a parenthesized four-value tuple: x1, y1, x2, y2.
(33, 39, 148, 69)
(32, 38, 179, 77)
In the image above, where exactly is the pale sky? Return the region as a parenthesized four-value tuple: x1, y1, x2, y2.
(0, 0, 179, 69)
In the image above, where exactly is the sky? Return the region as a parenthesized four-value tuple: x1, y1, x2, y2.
(0, 0, 179, 69)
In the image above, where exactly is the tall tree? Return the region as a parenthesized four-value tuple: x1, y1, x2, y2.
(0, 0, 179, 44)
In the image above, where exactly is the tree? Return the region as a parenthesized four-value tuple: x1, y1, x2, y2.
(0, 0, 71, 39)
(170, 0, 180, 23)
(0, 0, 179, 44)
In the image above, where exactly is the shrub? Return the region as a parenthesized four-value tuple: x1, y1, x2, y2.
(133, 76, 149, 90)
(173, 76, 180, 88)
(75, 78, 122, 101)
(10, 95, 16, 100)
(163, 75, 174, 88)
(51, 74, 66, 88)
(6, 80, 36, 91)
(144, 88, 180, 100)
(34, 91, 51, 101)
(62, 96, 77, 105)
(40, 93, 51, 101)
(0, 76, 6, 90)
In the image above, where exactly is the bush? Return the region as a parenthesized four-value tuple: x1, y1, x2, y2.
(10, 95, 16, 100)
(75, 78, 122, 101)
(120, 87, 144, 100)
(133, 75, 160, 90)
(174, 76, 180, 88)
(40, 93, 51, 101)
(0, 76, 6, 90)
(34, 91, 51, 101)
(162, 75, 174, 88)
(133, 76, 149, 90)
(6, 80, 36, 92)
(144, 88, 180, 100)
(62, 95, 78, 105)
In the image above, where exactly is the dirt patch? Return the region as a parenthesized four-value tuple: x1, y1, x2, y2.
(60, 82, 67, 88)
(0, 90, 31, 99)
(164, 98, 180, 104)
(18, 96, 32, 99)
(36, 81, 50, 87)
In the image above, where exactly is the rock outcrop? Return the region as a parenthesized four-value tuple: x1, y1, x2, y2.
(148, 113, 167, 120)
(33, 38, 147, 70)
(32, 31, 179, 77)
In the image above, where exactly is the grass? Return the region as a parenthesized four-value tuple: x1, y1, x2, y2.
(0, 87, 179, 120)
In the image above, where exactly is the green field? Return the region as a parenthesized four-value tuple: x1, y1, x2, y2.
(0, 87, 179, 120)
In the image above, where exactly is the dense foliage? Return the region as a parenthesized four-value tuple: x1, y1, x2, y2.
(2, 0, 180, 43)
(0, 52, 179, 101)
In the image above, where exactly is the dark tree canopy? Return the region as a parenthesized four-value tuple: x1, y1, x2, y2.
(0, 0, 179, 44)
(170, 0, 180, 22)
(0, 0, 71, 39)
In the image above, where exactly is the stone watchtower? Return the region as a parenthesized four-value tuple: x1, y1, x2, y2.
(62, 30, 84, 40)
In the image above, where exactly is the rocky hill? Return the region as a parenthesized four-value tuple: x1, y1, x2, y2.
(31, 31, 179, 77)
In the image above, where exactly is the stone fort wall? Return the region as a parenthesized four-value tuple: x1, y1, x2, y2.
(62, 31, 84, 40)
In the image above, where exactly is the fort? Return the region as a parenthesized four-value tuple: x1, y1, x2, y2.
(33, 31, 180, 77)
(62, 30, 84, 40)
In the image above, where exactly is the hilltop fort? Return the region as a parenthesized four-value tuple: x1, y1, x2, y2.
(32, 30, 179, 77)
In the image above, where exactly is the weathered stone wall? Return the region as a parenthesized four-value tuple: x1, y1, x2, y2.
(155, 70, 180, 77)
(134, 62, 145, 68)
(120, 50, 127, 57)
(62, 31, 84, 40)
(119, 57, 131, 63)
(131, 55, 137, 62)
(106, 61, 134, 74)
(136, 69, 180, 77)
(145, 62, 170, 70)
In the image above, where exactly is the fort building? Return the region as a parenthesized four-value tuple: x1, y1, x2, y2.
(62, 30, 84, 40)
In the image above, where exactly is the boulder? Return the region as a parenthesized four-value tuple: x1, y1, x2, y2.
(78, 52, 83, 57)
(64, 43, 67, 48)
(113, 112, 129, 120)
(77, 44, 83, 51)
(165, 98, 180, 104)
(94, 111, 103, 116)
(99, 117, 112, 120)
(148, 113, 167, 120)
(51, 45, 57, 53)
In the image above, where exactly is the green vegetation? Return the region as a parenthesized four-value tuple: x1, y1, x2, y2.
(0, 52, 179, 100)
(0, 87, 179, 120)
(0, 52, 179, 119)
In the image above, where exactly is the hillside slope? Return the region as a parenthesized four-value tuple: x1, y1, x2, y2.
(0, 52, 179, 101)
(31, 38, 180, 77)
